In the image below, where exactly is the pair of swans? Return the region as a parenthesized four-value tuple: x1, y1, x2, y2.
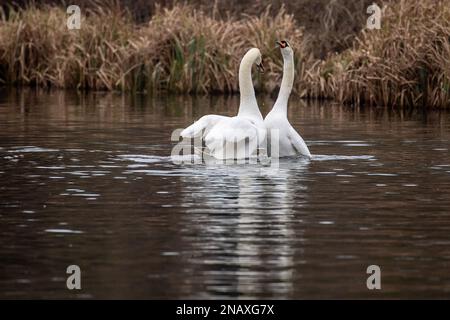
(180, 41, 311, 160)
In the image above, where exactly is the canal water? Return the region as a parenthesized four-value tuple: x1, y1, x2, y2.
(1, 89, 450, 298)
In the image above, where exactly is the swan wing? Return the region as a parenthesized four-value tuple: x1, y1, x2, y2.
(205, 117, 261, 144)
(204, 117, 264, 158)
(180, 115, 228, 138)
(287, 125, 311, 158)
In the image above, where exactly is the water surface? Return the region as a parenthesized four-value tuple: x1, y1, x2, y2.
(1, 89, 450, 299)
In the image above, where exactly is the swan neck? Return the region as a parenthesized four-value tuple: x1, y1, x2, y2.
(237, 52, 261, 119)
(273, 53, 294, 115)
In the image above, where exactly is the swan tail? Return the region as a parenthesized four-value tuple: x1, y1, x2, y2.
(288, 126, 311, 158)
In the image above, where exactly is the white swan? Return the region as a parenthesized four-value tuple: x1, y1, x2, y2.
(264, 40, 311, 158)
(181, 48, 266, 159)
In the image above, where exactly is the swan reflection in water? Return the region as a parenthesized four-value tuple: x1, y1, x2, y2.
(176, 156, 310, 298)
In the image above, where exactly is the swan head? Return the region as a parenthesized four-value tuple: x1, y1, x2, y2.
(276, 40, 293, 59)
(243, 48, 264, 73)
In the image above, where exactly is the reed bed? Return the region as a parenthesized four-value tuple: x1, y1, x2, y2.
(1, 1, 450, 108)
(0, 4, 310, 94)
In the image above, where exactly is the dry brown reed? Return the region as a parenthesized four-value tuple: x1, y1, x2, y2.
(321, 0, 450, 108)
(1, 1, 450, 108)
(0, 3, 309, 94)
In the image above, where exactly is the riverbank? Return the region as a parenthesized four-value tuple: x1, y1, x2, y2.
(0, 1, 449, 108)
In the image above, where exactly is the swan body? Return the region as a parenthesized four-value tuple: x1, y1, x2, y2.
(264, 41, 311, 158)
(181, 48, 266, 159)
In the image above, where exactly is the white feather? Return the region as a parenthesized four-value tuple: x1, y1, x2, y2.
(264, 43, 311, 158)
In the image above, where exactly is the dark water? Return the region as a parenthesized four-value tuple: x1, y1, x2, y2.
(1, 89, 450, 299)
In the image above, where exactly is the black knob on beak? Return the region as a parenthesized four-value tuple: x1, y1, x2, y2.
(257, 61, 265, 73)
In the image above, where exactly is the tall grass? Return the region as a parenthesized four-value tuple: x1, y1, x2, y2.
(0, 3, 141, 90)
(1, 1, 450, 108)
(321, 0, 450, 108)
(0, 3, 308, 93)
(1, 0, 377, 59)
